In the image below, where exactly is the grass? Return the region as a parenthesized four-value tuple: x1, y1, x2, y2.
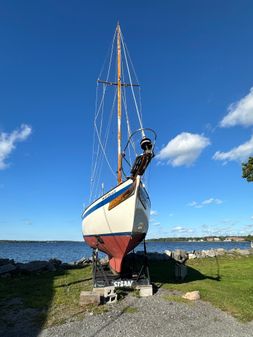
(0, 266, 94, 328)
(150, 255, 253, 322)
(1, 255, 253, 329)
(122, 306, 138, 314)
(163, 294, 192, 304)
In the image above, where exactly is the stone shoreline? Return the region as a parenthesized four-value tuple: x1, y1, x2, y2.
(0, 256, 92, 278)
(1, 248, 253, 277)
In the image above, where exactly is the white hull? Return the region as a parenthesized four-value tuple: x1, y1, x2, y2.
(82, 176, 150, 238)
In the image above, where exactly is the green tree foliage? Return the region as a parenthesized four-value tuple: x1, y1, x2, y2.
(242, 157, 253, 182)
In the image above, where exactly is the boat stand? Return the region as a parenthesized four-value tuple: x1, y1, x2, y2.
(92, 240, 151, 289)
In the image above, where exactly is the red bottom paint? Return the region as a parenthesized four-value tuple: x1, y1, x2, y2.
(84, 233, 145, 273)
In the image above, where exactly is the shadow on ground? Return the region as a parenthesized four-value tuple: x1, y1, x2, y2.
(148, 256, 221, 287)
(0, 254, 221, 336)
(0, 270, 55, 337)
(0, 265, 93, 337)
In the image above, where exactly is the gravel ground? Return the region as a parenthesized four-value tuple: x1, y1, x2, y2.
(39, 288, 253, 337)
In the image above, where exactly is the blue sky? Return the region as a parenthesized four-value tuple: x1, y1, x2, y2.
(0, 0, 253, 240)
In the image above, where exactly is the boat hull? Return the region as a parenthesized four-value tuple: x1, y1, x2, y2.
(84, 232, 146, 273)
(82, 176, 150, 273)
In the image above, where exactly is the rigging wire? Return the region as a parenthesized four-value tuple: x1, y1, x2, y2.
(121, 61, 137, 166)
(89, 26, 149, 202)
(120, 31, 144, 136)
(125, 43, 143, 122)
(89, 29, 117, 201)
(93, 87, 117, 198)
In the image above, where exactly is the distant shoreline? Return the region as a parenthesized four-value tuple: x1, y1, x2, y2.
(1, 236, 252, 243)
(0, 240, 84, 243)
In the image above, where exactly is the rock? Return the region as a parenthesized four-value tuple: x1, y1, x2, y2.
(188, 253, 197, 259)
(172, 250, 188, 263)
(47, 263, 56, 272)
(136, 285, 153, 297)
(201, 250, 207, 258)
(228, 249, 237, 254)
(17, 261, 50, 273)
(145, 252, 169, 261)
(205, 249, 216, 258)
(182, 290, 200, 301)
(49, 258, 62, 267)
(75, 257, 89, 266)
(100, 256, 109, 265)
(0, 258, 14, 266)
(164, 250, 172, 258)
(79, 291, 100, 306)
(216, 248, 225, 255)
(195, 251, 204, 258)
(61, 263, 74, 270)
(237, 249, 250, 255)
(0, 263, 16, 275)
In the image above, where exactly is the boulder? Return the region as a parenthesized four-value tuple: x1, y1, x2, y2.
(205, 249, 216, 258)
(188, 253, 197, 259)
(201, 250, 207, 258)
(172, 249, 188, 263)
(100, 256, 109, 265)
(237, 249, 250, 256)
(75, 257, 92, 266)
(216, 248, 225, 255)
(0, 263, 16, 275)
(17, 261, 50, 273)
(182, 290, 200, 301)
(164, 250, 172, 258)
(79, 291, 100, 306)
(0, 258, 14, 266)
(194, 251, 204, 258)
(49, 258, 62, 267)
(61, 263, 72, 270)
(146, 252, 169, 261)
(47, 263, 56, 272)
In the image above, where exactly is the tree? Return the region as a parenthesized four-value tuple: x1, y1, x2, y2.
(242, 157, 253, 182)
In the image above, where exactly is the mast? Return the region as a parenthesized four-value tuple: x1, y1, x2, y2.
(117, 23, 122, 184)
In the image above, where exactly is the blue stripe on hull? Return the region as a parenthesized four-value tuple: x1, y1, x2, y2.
(83, 231, 133, 238)
(82, 182, 133, 219)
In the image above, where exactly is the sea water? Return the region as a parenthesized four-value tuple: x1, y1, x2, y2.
(0, 240, 251, 263)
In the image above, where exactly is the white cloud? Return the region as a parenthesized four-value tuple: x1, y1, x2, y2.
(0, 124, 32, 169)
(188, 198, 223, 208)
(156, 132, 210, 167)
(150, 210, 158, 216)
(151, 222, 160, 226)
(202, 198, 223, 205)
(213, 135, 253, 163)
(171, 226, 194, 234)
(22, 218, 33, 226)
(220, 88, 253, 127)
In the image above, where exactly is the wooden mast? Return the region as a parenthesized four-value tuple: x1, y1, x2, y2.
(117, 23, 122, 184)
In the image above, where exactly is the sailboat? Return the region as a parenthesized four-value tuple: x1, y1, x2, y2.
(81, 24, 156, 274)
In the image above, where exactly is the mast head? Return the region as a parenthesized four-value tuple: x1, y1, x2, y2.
(140, 137, 153, 151)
